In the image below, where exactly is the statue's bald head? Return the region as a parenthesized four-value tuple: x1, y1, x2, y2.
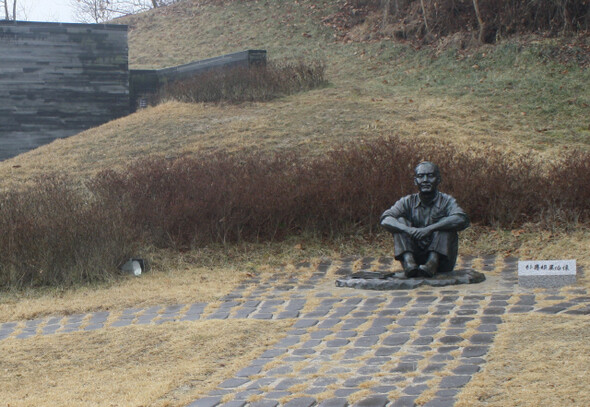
(414, 161, 440, 179)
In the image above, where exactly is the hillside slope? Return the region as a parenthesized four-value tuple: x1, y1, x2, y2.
(0, 0, 588, 186)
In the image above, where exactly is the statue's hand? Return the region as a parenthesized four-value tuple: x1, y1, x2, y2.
(411, 226, 433, 241)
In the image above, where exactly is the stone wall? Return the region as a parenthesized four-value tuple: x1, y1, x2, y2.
(129, 50, 266, 111)
(0, 21, 128, 161)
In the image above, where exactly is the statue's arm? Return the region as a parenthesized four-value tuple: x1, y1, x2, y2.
(426, 214, 469, 233)
(380, 216, 413, 234)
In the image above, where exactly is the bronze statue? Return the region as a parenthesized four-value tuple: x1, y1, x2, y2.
(380, 162, 469, 278)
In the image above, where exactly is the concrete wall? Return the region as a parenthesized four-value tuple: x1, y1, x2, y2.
(0, 21, 128, 161)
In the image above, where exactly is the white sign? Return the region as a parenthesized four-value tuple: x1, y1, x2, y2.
(518, 259, 576, 276)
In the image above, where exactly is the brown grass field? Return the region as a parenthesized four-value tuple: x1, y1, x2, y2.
(0, 0, 588, 405)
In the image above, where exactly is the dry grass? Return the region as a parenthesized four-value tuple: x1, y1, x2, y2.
(0, 319, 290, 407)
(456, 313, 590, 407)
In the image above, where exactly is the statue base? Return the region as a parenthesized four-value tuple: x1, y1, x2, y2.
(335, 269, 485, 290)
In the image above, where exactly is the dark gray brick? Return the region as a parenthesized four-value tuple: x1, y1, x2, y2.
(352, 395, 389, 407)
(439, 375, 471, 388)
(283, 397, 316, 407)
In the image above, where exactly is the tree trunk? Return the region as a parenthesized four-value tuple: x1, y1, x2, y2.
(151, 0, 158, 8)
(4, 0, 9, 20)
(472, 0, 486, 42)
(420, 0, 429, 32)
(12, 0, 15, 20)
(382, 0, 390, 29)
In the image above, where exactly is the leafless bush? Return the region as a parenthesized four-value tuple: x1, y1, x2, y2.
(156, 59, 327, 104)
(89, 137, 590, 249)
(1, 137, 587, 288)
(0, 176, 138, 288)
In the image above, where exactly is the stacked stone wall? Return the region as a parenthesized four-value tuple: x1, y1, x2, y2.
(0, 21, 128, 160)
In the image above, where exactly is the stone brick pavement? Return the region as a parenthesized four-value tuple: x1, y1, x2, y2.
(1, 255, 588, 406)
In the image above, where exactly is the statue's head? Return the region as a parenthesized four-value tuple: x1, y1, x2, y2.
(414, 161, 440, 194)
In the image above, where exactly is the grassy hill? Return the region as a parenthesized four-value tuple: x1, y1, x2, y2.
(0, 3, 589, 405)
(0, 0, 588, 186)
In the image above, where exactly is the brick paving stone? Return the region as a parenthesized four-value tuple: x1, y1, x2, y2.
(453, 364, 481, 374)
(334, 389, 360, 397)
(480, 316, 502, 324)
(462, 345, 489, 358)
(391, 362, 418, 373)
(438, 335, 463, 345)
(391, 396, 418, 407)
(235, 365, 263, 377)
(470, 333, 495, 344)
(477, 324, 498, 332)
(327, 338, 350, 347)
(355, 336, 380, 347)
(292, 348, 316, 356)
(438, 346, 459, 354)
(332, 306, 357, 317)
(186, 396, 223, 407)
(375, 346, 400, 356)
(283, 397, 317, 407)
(352, 395, 389, 407)
(565, 307, 590, 315)
(439, 375, 472, 388)
(383, 334, 410, 346)
(449, 317, 472, 326)
(274, 378, 304, 390)
(404, 384, 429, 395)
(182, 303, 206, 321)
(260, 348, 288, 358)
(218, 378, 249, 389)
(423, 398, 455, 407)
(430, 354, 454, 362)
(483, 307, 506, 315)
(317, 318, 342, 329)
(344, 376, 372, 387)
(397, 317, 420, 327)
(310, 330, 332, 339)
(293, 319, 319, 328)
(419, 327, 441, 336)
(538, 305, 567, 314)
(363, 326, 388, 336)
(218, 401, 246, 407)
(423, 363, 446, 373)
(435, 389, 460, 398)
(367, 356, 392, 365)
(372, 385, 398, 393)
(336, 330, 358, 338)
(317, 398, 349, 407)
(249, 401, 279, 407)
(456, 309, 477, 315)
(444, 328, 465, 336)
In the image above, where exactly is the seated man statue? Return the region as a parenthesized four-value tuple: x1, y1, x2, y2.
(380, 161, 470, 278)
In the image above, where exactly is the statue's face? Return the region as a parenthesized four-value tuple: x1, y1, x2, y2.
(414, 163, 440, 194)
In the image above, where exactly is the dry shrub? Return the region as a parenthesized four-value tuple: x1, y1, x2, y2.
(89, 137, 590, 249)
(0, 176, 137, 288)
(1, 137, 588, 288)
(156, 59, 327, 104)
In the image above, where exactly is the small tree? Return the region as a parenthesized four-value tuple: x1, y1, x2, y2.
(2, 0, 17, 20)
(71, 0, 179, 23)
